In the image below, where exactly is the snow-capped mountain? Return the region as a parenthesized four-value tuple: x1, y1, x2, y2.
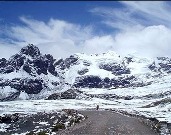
(1, 44, 171, 134)
(0, 44, 171, 101)
(0, 44, 64, 101)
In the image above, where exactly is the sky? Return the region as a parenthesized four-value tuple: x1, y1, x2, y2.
(0, 1, 171, 59)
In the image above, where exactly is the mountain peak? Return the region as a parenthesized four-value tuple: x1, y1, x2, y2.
(20, 44, 40, 57)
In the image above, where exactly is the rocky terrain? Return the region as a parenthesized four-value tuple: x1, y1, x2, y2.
(0, 45, 156, 100)
(0, 44, 171, 101)
(58, 110, 157, 135)
(0, 109, 85, 135)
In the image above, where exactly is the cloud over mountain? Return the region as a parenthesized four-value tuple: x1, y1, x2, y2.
(1, 2, 171, 59)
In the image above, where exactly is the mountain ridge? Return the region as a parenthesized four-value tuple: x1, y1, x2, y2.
(0, 44, 170, 101)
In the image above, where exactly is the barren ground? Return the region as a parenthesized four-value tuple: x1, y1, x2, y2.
(57, 110, 157, 135)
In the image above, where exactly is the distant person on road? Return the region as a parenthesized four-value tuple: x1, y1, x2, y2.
(96, 105, 99, 110)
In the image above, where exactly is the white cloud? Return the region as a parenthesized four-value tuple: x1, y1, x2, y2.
(0, 17, 116, 59)
(0, 42, 19, 59)
(88, 1, 171, 58)
(2, 17, 95, 59)
(114, 25, 171, 58)
(90, 1, 171, 30)
(1, 2, 171, 60)
(9, 17, 93, 45)
(82, 35, 115, 54)
(90, 6, 142, 31)
(121, 1, 171, 26)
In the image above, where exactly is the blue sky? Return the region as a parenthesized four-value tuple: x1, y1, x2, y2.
(0, 2, 122, 34)
(1, 1, 171, 59)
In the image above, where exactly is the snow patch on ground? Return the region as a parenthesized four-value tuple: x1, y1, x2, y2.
(1, 74, 171, 123)
(0, 123, 10, 132)
(18, 91, 29, 100)
(0, 86, 18, 99)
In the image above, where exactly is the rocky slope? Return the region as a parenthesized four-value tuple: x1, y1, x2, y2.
(0, 44, 171, 101)
(0, 109, 85, 135)
(0, 44, 63, 101)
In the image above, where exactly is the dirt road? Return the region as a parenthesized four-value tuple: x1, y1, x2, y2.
(58, 110, 157, 135)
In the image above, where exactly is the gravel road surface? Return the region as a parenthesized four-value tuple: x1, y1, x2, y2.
(58, 110, 157, 135)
